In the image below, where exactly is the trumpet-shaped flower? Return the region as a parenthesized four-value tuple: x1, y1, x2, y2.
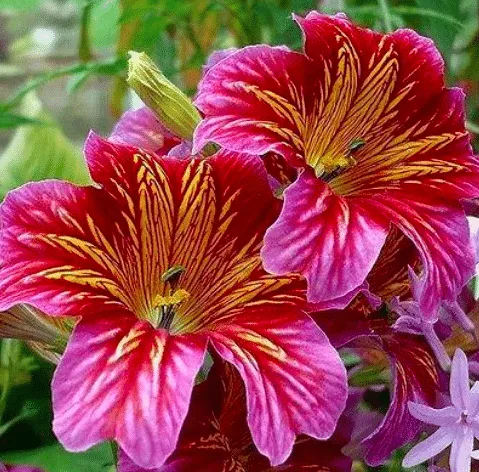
(0, 135, 347, 468)
(403, 349, 479, 471)
(194, 11, 479, 315)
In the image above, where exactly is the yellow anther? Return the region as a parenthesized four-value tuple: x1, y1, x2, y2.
(153, 289, 190, 308)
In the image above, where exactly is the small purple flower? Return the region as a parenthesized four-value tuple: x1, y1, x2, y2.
(403, 349, 479, 471)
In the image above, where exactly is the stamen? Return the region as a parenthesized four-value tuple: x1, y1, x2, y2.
(161, 265, 186, 289)
(315, 138, 364, 182)
(153, 289, 190, 330)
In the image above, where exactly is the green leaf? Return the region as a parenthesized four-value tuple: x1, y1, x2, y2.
(0, 113, 47, 129)
(0, 442, 114, 472)
(0, 93, 90, 200)
(414, 0, 462, 65)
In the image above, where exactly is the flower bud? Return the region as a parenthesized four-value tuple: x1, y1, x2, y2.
(127, 51, 201, 141)
(0, 305, 72, 364)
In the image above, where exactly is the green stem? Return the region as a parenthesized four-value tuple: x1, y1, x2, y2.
(110, 440, 118, 469)
(378, 0, 394, 32)
(0, 340, 15, 423)
(79, 1, 94, 63)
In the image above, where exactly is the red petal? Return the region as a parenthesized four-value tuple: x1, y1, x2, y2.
(262, 170, 388, 307)
(364, 190, 475, 318)
(196, 12, 478, 198)
(360, 334, 439, 466)
(208, 308, 347, 466)
(194, 44, 309, 167)
(52, 316, 207, 469)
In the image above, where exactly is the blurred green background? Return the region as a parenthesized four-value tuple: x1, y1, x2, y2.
(0, 0, 477, 470)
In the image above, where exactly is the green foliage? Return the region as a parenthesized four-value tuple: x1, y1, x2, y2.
(1, 443, 114, 472)
(0, 93, 90, 200)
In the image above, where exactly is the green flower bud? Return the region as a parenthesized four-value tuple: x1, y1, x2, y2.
(127, 51, 201, 141)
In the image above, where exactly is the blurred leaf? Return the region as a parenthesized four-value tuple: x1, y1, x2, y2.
(343, 5, 463, 30)
(0, 402, 38, 438)
(83, 0, 121, 49)
(0, 113, 46, 129)
(1, 58, 126, 112)
(348, 364, 389, 387)
(414, 0, 462, 65)
(0, 0, 40, 10)
(0, 93, 90, 200)
(0, 442, 113, 472)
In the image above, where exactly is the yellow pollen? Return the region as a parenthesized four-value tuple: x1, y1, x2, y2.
(153, 289, 190, 308)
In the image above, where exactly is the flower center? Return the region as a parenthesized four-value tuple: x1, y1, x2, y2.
(150, 265, 189, 331)
(313, 138, 365, 182)
(461, 411, 469, 425)
(152, 289, 190, 330)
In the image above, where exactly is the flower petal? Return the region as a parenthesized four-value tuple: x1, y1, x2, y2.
(449, 427, 474, 472)
(450, 349, 471, 411)
(364, 190, 475, 318)
(360, 334, 440, 466)
(262, 170, 388, 306)
(194, 44, 309, 166)
(402, 427, 455, 468)
(408, 402, 458, 427)
(208, 308, 347, 466)
(0, 179, 127, 316)
(110, 107, 181, 154)
(196, 12, 478, 199)
(52, 316, 207, 469)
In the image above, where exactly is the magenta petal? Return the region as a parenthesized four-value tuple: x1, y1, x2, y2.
(208, 309, 347, 466)
(364, 191, 475, 318)
(2, 466, 45, 472)
(408, 402, 458, 427)
(52, 316, 207, 469)
(262, 171, 388, 306)
(361, 335, 439, 466)
(110, 107, 181, 154)
(201, 48, 238, 76)
(450, 349, 471, 411)
(193, 44, 309, 162)
(402, 427, 455, 468)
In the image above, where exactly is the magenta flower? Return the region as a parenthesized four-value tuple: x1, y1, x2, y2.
(0, 135, 347, 468)
(403, 349, 479, 471)
(194, 11, 479, 315)
(0, 465, 44, 472)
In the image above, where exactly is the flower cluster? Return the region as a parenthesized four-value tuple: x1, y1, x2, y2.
(1, 10, 479, 472)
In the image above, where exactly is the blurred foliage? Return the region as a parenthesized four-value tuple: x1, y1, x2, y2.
(0, 0, 478, 470)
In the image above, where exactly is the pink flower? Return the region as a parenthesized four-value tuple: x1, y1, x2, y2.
(194, 11, 479, 315)
(0, 134, 347, 468)
(0, 465, 44, 472)
(403, 349, 479, 471)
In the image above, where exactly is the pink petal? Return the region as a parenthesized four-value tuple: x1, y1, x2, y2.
(0, 180, 124, 316)
(52, 316, 207, 469)
(449, 427, 474, 472)
(402, 427, 455, 468)
(364, 190, 475, 319)
(110, 107, 181, 154)
(408, 402, 458, 427)
(262, 170, 388, 306)
(193, 44, 309, 166)
(208, 308, 347, 466)
(201, 48, 238, 76)
(450, 349, 471, 411)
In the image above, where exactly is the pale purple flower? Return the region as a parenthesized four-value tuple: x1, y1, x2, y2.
(393, 268, 475, 371)
(403, 349, 479, 471)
